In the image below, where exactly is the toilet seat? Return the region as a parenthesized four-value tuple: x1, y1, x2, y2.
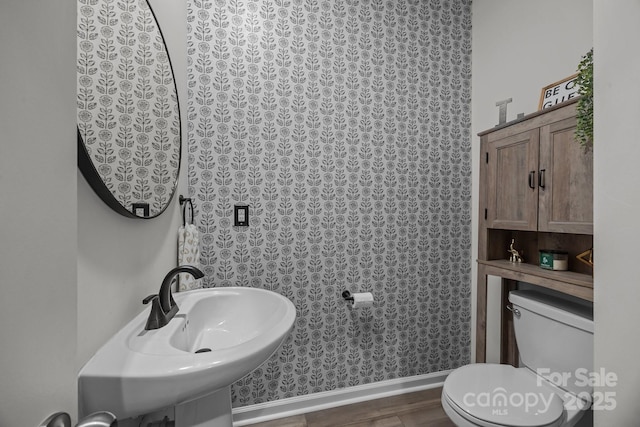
(442, 364, 566, 427)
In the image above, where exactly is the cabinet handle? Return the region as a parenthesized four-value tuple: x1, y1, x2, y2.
(528, 171, 536, 189)
(539, 169, 546, 189)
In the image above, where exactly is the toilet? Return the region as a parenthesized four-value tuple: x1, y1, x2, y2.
(442, 290, 593, 427)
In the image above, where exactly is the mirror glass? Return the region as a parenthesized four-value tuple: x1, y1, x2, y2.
(77, 0, 180, 218)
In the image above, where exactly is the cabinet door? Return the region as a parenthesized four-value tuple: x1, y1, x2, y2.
(486, 129, 540, 231)
(538, 117, 593, 234)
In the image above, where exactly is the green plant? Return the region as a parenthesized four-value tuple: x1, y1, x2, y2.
(575, 48, 593, 150)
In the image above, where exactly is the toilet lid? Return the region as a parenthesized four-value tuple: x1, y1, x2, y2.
(443, 364, 565, 427)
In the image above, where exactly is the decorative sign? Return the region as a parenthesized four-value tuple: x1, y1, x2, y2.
(576, 247, 594, 268)
(495, 98, 513, 125)
(539, 73, 579, 110)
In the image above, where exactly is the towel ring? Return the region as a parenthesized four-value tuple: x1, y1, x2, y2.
(179, 195, 195, 226)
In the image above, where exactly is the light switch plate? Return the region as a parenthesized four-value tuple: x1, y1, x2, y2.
(131, 203, 150, 217)
(234, 205, 249, 227)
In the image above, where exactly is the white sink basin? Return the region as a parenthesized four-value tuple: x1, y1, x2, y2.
(79, 287, 296, 420)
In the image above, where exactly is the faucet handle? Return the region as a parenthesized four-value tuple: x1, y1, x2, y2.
(143, 294, 158, 305)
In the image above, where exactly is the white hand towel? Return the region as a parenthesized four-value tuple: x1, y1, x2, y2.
(178, 223, 202, 291)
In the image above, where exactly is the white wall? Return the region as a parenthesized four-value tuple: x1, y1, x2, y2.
(593, 1, 640, 424)
(0, 1, 78, 426)
(471, 0, 593, 362)
(77, 0, 188, 368)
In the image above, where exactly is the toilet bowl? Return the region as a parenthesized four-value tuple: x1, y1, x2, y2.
(442, 290, 593, 427)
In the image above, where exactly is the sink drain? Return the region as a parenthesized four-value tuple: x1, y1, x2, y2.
(195, 348, 212, 354)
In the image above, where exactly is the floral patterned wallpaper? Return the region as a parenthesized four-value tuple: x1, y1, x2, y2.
(187, 0, 472, 407)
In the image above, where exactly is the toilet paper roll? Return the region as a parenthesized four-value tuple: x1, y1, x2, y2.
(351, 292, 374, 309)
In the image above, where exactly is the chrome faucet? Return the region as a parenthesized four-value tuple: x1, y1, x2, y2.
(143, 265, 204, 330)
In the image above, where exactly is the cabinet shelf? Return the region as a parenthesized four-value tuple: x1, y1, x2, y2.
(478, 259, 593, 301)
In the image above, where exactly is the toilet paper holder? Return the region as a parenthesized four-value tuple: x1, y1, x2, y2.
(342, 290, 374, 309)
(342, 290, 354, 302)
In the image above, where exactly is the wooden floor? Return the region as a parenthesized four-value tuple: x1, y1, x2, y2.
(244, 388, 455, 427)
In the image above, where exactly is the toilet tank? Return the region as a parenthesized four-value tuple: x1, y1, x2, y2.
(509, 290, 593, 397)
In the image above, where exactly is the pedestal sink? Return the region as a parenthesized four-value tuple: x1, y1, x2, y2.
(78, 287, 296, 426)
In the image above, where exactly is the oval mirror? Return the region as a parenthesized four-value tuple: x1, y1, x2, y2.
(77, 0, 181, 218)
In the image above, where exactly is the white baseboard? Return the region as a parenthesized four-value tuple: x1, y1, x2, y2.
(232, 370, 452, 426)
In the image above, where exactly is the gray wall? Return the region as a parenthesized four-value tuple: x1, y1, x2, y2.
(0, 1, 78, 426)
(186, 0, 473, 406)
(594, 0, 640, 424)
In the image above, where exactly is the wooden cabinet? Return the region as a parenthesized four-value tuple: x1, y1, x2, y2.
(476, 98, 594, 363)
(485, 128, 539, 231)
(484, 104, 593, 234)
(538, 116, 593, 234)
